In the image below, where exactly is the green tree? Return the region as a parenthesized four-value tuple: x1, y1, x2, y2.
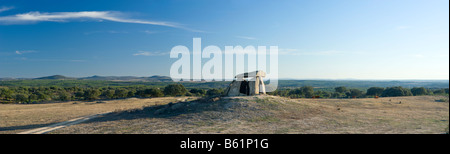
(315, 91, 331, 98)
(127, 89, 136, 97)
(146, 88, 164, 97)
(335, 86, 347, 93)
(102, 89, 115, 99)
(57, 91, 71, 101)
(163, 84, 187, 96)
(114, 88, 129, 98)
(276, 89, 289, 97)
(433, 89, 445, 94)
(84, 88, 101, 100)
(381, 86, 412, 97)
(75, 91, 84, 100)
(288, 88, 302, 98)
(0, 88, 13, 100)
(301, 86, 314, 98)
(189, 88, 206, 96)
(331, 92, 345, 98)
(411, 87, 428, 96)
(28, 94, 38, 102)
(0, 88, 5, 99)
(367, 87, 385, 96)
(206, 88, 223, 97)
(346, 89, 364, 98)
(14, 94, 28, 103)
(135, 89, 146, 97)
(137, 88, 163, 97)
(35, 92, 49, 101)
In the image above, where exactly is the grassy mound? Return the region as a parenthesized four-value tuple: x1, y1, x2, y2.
(50, 95, 449, 134)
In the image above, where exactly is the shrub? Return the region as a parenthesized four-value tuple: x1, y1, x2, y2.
(433, 89, 444, 94)
(411, 87, 428, 96)
(147, 88, 164, 97)
(14, 94, 28, 103)
(346, 89, 364, 98)
(114, 88, 129, 98)
(300, 86, 314, 98)
(331, 92, 345, 98)
(57, 91, 71, 101)
(367, 87, 384, 96)
(84, 89, 101, 100)
(314, 91, 331, 98)
(35, 92, 49, 100)
(287, 86, 314, 98)
(381, 86, 412, 97)
(102, 89, 115, 99)
(206, 88, 223, 97)
(127, 90, 136, 97)
(436, 98, 448, 102)
(163, 84, 188, 96)
(288, 88, 302, 98)
(189, 88, 206, 96)
(335, 86, 347, 93)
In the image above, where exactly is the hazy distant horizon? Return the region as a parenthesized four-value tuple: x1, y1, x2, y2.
(1, 74, 449, 81)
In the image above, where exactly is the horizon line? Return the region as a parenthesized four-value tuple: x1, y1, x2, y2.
(0, 75, 448, 81)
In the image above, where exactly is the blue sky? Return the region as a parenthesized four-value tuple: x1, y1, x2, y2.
(0, 0, 448, 79)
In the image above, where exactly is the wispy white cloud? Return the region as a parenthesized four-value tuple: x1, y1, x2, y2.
(236, 36, 257, 40)
(15, 50, 36, 55)
(213, 48, 348, 56)
(17, 57, 86, 62)
(133, 51, 169, 56)
(278, 48, 298, 55)
(0, 6, 14, 13)
(0, 11, 195, 30)
(142, 30, 158, 34)
(298, 50, 343, 56)
(84, 30, 128, 35)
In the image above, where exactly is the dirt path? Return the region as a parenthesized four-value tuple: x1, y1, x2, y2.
(18, 112, 111, 134)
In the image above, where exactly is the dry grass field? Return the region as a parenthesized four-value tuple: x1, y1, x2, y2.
(43, 95, 450, 134)
(0, 97, 196, 134)
(1, 95, 448, 134)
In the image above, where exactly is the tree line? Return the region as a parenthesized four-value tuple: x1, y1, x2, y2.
(270, 86, 449, 98)
(0, 84, 225, 104)
(1, 84, 448, 104)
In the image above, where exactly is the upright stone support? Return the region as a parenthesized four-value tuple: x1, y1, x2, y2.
(225, 70, 267, 96)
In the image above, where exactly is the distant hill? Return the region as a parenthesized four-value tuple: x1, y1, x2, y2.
(80, 75, 137, 81)
(0, 77, 17, 81)
(34, 75, 75, 80)
(146, 75, 173, 82)
(1, 75, 173, 82)
(80, 75, 173, 82)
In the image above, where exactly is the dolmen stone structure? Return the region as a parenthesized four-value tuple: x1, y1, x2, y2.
(225, 70, 266, 96)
